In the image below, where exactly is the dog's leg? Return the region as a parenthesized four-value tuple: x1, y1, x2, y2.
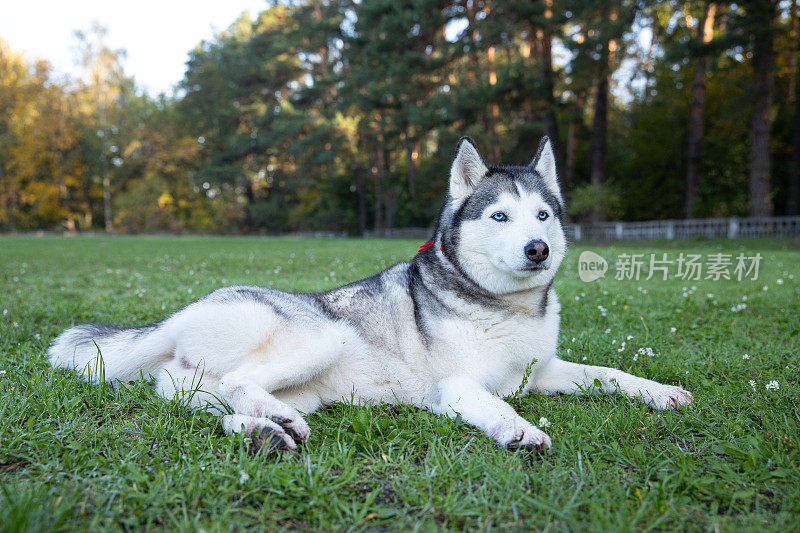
(218, 323, 344, 448)
(430, 376, 551, 451)
(155, 358, 225, 413)
(532, 358, 693, 409)
(155, 359, 320, 451)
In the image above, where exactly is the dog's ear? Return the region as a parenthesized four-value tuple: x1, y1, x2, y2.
(450, 137, 488, 202)
(530, 136, 563, 202)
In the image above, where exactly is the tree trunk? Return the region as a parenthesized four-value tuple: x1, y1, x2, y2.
(685, 3, 716, 218)
(564, 92, 584, 196)
(540, 25, 564, 178)
(0, 157, 10, 232)
(373, 148, 384, 235)
(565, 25, 588, 195)
(355, 166, 367, 236)
(102, 159, 112, 232)
(588, 69, 609, 222)
(748, 1, 776, 217)
(243, 179, 256, 233)
(401, 130, 416, 200)
(787, 0, 797, 103)
(381, 146, 395, 230)
(789, 32, 800, 215)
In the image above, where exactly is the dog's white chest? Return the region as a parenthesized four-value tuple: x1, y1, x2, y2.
(432, 307, 559, 394)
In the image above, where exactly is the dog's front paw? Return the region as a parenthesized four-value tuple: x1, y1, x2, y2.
(644, 384, 693, 410)
(490, 418, 552, 453)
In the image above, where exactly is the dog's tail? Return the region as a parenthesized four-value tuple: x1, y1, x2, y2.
(48, 322, 174, 382)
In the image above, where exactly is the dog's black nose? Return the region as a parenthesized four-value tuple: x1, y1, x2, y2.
(524, 240, 549, 264)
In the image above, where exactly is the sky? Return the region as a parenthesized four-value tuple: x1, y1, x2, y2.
(0, 0, 270, 96)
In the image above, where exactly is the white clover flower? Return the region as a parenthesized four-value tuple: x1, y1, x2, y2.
(239, 470, 250, 484)
(0, 370, 6, 376)
(2, 309, 7, 316)
(742, 354, 750, 360)
(776, 278, 783, 285)
(633, 354, 639, 361)
(670, 327, 677, 333)
(626, 335, 634, 340)
(762, 285, 768, 291)
(742, 295, 747, 301)
(765, 381, 779, 391)
(538, 417, 551, 428)
(706, 293, 714, 299)
(582, 356, 587, 361)
(572, 337, 576, 343)
(748, 380, 756, 391)
(604, 328, 611, 334)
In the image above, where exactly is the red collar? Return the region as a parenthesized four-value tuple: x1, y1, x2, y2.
(417, 241, 444, 253)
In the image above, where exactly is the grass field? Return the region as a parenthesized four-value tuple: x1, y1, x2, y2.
(0, 235, 798, 531)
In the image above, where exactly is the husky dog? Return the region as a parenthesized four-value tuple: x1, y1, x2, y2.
(49, 137, 692, 452)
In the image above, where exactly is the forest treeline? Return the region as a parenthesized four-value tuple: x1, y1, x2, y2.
(1, 0, 799, 234)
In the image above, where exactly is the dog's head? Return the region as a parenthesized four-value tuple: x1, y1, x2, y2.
(439, 136, 567, 295)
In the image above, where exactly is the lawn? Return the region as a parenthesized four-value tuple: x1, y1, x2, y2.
(0, 235, 798, 531)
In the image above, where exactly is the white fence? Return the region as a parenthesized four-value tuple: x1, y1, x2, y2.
(567, 216, 800, 241)
(364, 217, 800, 241)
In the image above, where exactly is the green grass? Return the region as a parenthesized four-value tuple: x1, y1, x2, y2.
(1, 235, 798, 531)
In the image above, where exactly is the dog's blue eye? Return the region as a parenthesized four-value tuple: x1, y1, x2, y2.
(491, 212, 508, 222)
(538, 211, 549, 221)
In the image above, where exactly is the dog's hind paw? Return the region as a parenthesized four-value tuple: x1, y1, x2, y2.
(250, 426, 296, 454)
(222, 414, 298, 452)
(269, 414, 311, 443)
(645, 385, 693, 410)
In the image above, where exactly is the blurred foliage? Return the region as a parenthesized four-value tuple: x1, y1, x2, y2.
(569, 181, 624, 221)
(0, 0, 798, 234)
